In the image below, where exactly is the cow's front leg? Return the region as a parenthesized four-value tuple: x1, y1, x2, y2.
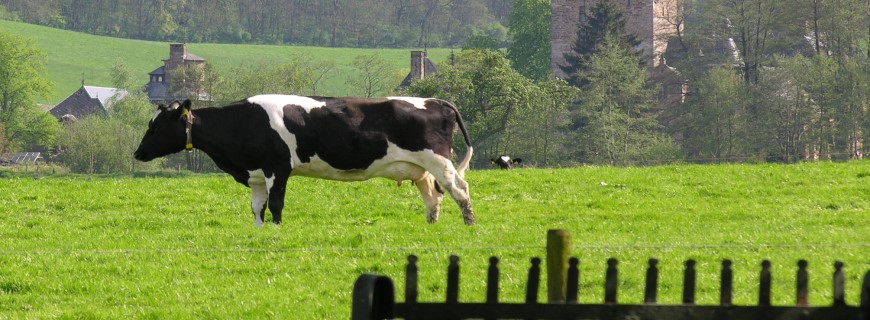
(249, 179, 268, 227)
(267, 171, 290, 225)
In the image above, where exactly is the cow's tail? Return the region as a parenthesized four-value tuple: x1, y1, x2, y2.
(441, 100, 473, 177)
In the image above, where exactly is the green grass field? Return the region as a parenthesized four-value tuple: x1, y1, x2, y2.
(1, 162, 869, 318)
(0, 20, 452, 104)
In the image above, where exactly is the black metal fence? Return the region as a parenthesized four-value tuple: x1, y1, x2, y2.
(352, 255, 870, 320)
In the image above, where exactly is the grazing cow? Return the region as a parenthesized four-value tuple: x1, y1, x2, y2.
(134, 95, 475, 226)
(490, 156, 522, 169)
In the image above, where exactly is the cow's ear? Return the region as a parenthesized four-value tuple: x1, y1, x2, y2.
(157, 103, 168, 111)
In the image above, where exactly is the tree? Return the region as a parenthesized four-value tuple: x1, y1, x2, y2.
(407, 49, 580, 165)
(571, 34, 679, 164)
(560, 0, 640, 88)
(506, 0, 551, 81)
(58, 62, 163, 173)
(110, 59, 136, 90)
(702, 0, 797, 84)
(507, 0, 550, 80)
(346, 53, 399, 97)
(677, 66, 749, 162)
(0, 31, 56, 155)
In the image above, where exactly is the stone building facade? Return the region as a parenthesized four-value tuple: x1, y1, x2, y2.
(551, 0, 681, 77)
(144, 43, 206, 103)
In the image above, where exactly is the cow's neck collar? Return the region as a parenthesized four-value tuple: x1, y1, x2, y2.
(182, 108, 194, 151)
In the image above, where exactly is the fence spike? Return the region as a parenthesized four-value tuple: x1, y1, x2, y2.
(566, 257, 580, 303)
(720, 259, 733, 306)
(861, 270, 870, 315)
(644, 258, 659, 304)
(683, 259, 697, 305)
(526, 257, 541, 304)
(406, 254, 418, 304)
(797, 259, 809, 306)
(446, 255, 460, 304)
(605, 258, 619, 304)
(759, 260, 772, 306)
(833, 261, 846, 307)
(486, 256, 500, 304)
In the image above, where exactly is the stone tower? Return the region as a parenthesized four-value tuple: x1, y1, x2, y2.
(551, 0, 680, 77)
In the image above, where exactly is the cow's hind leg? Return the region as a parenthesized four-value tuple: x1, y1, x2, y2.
(415, 173, 444, 223)
(425, 159, 475, 225)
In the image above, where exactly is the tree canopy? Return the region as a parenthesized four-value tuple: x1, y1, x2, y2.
(0, 0, 511, 48)
(0, 31, 57, 155)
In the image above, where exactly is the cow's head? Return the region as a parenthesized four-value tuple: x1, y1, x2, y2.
(133, 100, 192, 162)
(490, 156, 522, 169)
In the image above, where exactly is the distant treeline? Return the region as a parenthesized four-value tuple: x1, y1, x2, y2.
(0, 0, 510, 47)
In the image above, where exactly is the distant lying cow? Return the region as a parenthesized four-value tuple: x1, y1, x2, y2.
(490, 156, 522, 169)
(134, 95, 476, 226)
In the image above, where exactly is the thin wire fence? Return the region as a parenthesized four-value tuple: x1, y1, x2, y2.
(2, 242, 868, 256)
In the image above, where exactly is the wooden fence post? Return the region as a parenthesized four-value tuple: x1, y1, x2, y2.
(547, 229, 571, 303)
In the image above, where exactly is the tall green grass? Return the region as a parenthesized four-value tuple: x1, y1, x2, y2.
(1, 162, 869, 318)
(0, 20, 451, 104)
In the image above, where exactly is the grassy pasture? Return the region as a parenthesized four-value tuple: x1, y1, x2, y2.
(1, 162, 869, 318)
(0, 20, 451, 104)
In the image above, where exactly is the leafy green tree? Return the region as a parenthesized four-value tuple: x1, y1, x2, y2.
(110, 59, 136, 90)
(571, 35, 679, 164)
(0, 31, 56, 155)
(560, 0, 640, 88)
(507, 0, 551, 81)
(407, 49, 580, 165)
(506, 78, 579, 165)
(58, 91, 163, 173)
(677, 66, 749, 162)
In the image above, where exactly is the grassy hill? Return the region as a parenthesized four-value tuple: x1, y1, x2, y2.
(1, 162, 869, 318)
(0, 20, 452, 104)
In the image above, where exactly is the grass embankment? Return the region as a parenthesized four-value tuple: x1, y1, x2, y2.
(0, 19, 451, 104)
(1, 162, 869, 318)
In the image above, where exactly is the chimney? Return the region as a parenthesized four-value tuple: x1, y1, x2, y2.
(410, 51, 426, 80)
(169, 43, 186, 61)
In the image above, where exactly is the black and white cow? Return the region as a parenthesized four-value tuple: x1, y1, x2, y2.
(490, 156, 522, 169)
(133, 95, 475, 226)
